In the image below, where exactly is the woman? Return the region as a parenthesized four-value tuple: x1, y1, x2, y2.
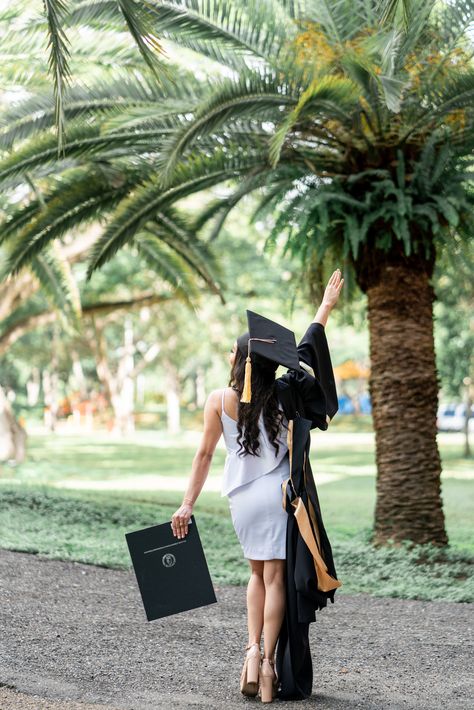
(171, 269, 343, 703)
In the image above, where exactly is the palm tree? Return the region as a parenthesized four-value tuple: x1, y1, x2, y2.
(1, 0, 474, 545)
(22, 0, 166, 154)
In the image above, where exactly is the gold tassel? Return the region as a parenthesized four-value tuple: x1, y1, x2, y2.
(240, 355, 252, 403)
(239, 336, 275, 404)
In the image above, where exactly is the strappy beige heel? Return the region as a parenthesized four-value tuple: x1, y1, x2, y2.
(240, 642, 262, 696)
(258, 657, 278, 703)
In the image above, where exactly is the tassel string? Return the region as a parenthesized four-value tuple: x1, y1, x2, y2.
(239, 337, 276, 403)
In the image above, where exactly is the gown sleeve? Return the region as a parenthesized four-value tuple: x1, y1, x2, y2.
(298, 321, 338, 421)
(278, 321, 338, 430)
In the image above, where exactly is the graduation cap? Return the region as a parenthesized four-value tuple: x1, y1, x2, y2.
(238, 310, 302, 404)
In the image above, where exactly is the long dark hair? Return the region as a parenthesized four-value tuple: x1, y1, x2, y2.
(228, 332, 287, 457)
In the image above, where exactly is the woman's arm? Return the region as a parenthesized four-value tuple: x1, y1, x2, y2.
(312, 268, 344, 327)
(297, 268, 343, 372)
(280, 268, 342, 428)
(170, 390, 223, 539)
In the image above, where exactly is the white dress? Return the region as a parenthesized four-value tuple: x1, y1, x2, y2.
(220, 388, 290, 560)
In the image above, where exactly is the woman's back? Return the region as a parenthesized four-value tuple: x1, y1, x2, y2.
(220, 387, 289, 497)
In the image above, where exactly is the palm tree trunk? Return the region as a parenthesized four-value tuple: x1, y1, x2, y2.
(365, 258, 448, 546)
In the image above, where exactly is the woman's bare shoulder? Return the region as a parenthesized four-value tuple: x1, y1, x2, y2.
(206, 387, 237, 410)
(220, 386, 239, 418)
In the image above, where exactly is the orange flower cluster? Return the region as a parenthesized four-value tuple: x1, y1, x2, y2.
(291, 22, 380, 76)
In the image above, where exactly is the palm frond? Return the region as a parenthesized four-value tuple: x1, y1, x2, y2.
(66, 0, 167, 76)
(145, 0, 294, 68)
(30, 244, 82, 324)
(307, 0, 368, 46)
(43, 0, 73, 157)
(0, 164, 142, 274)
(275, 1, 303, 20)
(87, 204, 224, 300)
(379, 0, 415, 29)
(0, 241, 81, 327)
(249, 176, 298, 223)
(135, 212, 224, 299)
(400, 69, 474, 146)
(158, 70, 298, 183)
(196, 167, 270, 240)
(0, 119, 179, 186)
(85, 151, 265, 275)
(431, 0, 474, 55)
(379, 0, 437, 73)
(433, 70, 474, 115)
(0, 70, 201, 149)
(269, 74, 360, 165)
(117, 0, 167, 81)
(134, 235, 200, 306)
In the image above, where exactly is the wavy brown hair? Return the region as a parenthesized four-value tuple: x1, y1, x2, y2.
(228, 332, 288, 457)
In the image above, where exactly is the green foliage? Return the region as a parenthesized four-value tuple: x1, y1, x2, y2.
(42, 0, 73, 157)
(333, 533, 473, 602)
(0, 485, 245, 585)
(146, 0, 293, 67)
(434, 239, 474, 400)
(1, 0, 473, 298)
(0, 425, 471, 600)
(116, 0, 168, 80)
(0, 483, 471, 598)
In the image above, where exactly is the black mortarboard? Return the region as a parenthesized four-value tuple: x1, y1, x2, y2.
(238, 310, 302, 403)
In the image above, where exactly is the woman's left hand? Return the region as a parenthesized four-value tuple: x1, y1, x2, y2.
(171, 502, 193, 538)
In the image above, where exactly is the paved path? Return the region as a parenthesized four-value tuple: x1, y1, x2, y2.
(0, 549, 472, 710)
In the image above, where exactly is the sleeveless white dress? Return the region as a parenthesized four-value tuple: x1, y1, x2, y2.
(220, 388, 290, 560)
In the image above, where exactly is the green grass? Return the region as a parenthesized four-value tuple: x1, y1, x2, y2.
(4, 432, 226, 484)
(0, 429, 472, 602)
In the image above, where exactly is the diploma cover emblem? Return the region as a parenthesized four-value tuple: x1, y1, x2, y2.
(162, 553, 176, 568)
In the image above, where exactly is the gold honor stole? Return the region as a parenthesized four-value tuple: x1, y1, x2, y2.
(282, 418, 342, 593)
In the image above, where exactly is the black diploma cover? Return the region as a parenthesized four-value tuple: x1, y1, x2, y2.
(125, 515, 217, 621)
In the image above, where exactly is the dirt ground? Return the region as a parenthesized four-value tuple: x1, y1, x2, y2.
(0, 549, 472, 710)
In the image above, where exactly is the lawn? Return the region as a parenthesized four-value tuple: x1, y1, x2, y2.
(0, 426, 472, 602)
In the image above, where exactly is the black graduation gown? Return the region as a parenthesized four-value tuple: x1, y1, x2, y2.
(274, 321, 342, 700)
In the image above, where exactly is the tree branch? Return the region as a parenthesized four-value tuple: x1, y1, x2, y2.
(0, 291, 172, 355)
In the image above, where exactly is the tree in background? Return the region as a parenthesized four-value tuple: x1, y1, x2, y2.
(434, 246, 474, 402)
(434, 241, 474, 457)
(0, 233, 224, 440)
(1, 210, 312, 438)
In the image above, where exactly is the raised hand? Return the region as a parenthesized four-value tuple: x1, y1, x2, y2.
(322, 268, 344, 310)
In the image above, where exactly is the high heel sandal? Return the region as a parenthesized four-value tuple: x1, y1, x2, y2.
(258, 657, 278, 703)
(240, 642, 262, 696)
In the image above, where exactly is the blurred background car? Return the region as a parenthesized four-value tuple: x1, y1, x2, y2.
(437, 403, 474, 432)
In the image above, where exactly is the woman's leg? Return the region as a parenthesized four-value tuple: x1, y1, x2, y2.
(262, 559, 286, 660)
(246, 559, 265, 646)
